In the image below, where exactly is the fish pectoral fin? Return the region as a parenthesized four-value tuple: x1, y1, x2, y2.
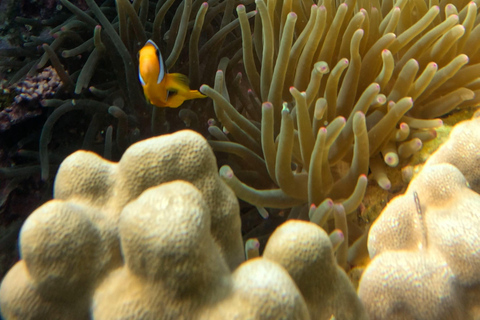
(164, 73, 192, 93)
(170, 73, 190, 86)
(161, 73, 206, 107)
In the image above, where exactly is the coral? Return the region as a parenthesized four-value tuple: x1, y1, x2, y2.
(423, 112, 480, 192)
(0, 130, 323, 319)
(0, 66, 62, 131)
(54, 129, 244, 268)
(202, 257, 311, 320)
(358, 115, 480, 319)
(12, 66, 62, 105)
(0, 201, 105, 320)
(263, 220, 368, 320)
(92, 181, 233, 319)
(0, 180, 310, 320)
(203, 0, 480, 219)
(94, 181, 310, 320)
(0, 130, 244, 319)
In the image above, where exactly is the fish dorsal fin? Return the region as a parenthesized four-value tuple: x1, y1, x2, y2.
(145, 40, 166, 84)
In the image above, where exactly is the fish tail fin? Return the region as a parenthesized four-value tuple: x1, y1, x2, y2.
(184, 90, 207, 100)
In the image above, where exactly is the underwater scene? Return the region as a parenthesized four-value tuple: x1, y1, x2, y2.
(0, 0, 480, 318)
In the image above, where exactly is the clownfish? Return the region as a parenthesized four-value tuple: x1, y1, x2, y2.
(138, 40, 206, 108)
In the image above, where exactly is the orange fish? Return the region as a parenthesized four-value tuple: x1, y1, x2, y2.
(138, 40, 206, 108)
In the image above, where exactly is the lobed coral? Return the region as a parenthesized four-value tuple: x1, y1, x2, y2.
(1, 180, 312, 319)
(53, 129, 245, 269)
(0, 130, 245, 318)
(358, 114, 480, 319)
(0, 129, 369, 320)
(93, 181, 311, 320)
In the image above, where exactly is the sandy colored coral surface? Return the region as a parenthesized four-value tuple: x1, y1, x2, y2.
(359, 114, 480, 319)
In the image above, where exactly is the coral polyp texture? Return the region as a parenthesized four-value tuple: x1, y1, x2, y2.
(0, 130, 245, 319)
(423, 111, 480, 192)
(204, 0, 480, 216)
(358, 115, 480, 319)
(93, 181, 310, 320)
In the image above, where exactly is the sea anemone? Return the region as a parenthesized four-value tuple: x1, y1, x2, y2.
(202, 0, 480, 220)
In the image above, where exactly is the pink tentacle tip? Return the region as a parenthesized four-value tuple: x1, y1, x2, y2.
(262, 102, 273, 109)
(355, 111, 365, 119)
(224, 168, 234, 179)
(310, 204, 316, 210)
(333, 229, 344, 240)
